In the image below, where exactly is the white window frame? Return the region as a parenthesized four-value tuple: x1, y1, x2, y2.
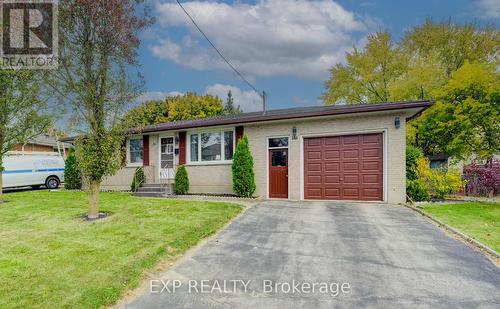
(187, 128, 235, 165)
(127, 136, 143, 167)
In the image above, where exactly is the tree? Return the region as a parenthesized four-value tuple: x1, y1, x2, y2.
(224, 90, 241, 115)
(389, 52, 447, 101)
(49, 1, 153, 219)
(402, 19, 499, 76)
(416, 62, 499, 161)
(232, 136, 256, 197)
(123, 99, 169, 128)
(167, 92, 224, 121)
(122, 93, 229, 128)
(64, 148, 82, 190)
(322, 31, 408, 105)
(403, 20, 499, 155)
(322, 20, 499, 161)
(0, 70, 50, 203)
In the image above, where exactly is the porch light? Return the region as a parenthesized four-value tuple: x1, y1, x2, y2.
(394, 117, 401, 129)
(292, 126, 298, 140)
(175, 136, 179, 145)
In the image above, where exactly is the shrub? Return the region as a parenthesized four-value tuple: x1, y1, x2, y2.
(406, 145, 424, 181)
(64, 149, 82, 190)
(463, 161, 500, 197)
(174, 165, 189, 195)
(406, 179, 430, 201)
(232, 136, 256, 197)
(414, 157, 465, 199)
(130, 167, 145, 192)
(429, 169, 464, 199)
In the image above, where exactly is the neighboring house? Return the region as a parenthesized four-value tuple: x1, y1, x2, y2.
(10, 134, 72, 158)
(94, 100, 432, 204)
(428, 154, 452, 170)
(427, 154, 500, 172)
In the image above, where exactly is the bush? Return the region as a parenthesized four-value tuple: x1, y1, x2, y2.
(463, 161, 500, 197)
(64, 149, 82, 190)
(429, 169, 464, 199)
(406, 179, 430, 201)
(131, 167, 145, 192)
(232, 136, 256, 197)
(174, 165, 189, 195)
(414, 157, 465, 199)
(406, 145, 424, 181)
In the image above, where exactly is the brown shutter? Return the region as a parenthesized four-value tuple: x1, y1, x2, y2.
(235, 126, 244, 143)
(178, 131, 186, 165)
(143, 135, 150, 166)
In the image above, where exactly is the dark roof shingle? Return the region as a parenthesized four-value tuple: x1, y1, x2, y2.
(141, 100, 433, 133)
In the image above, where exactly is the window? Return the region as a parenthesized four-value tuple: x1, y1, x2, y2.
(268, 137, 289, 148)
(129, 137, 143, 164)
(190, 134, 199, 162)
(430, 159, 448, 170)
(224, 131, 234, 160)
(271, 150, 287, 166)
(189, 130, 234, 163)
(201, 132, 221, 161)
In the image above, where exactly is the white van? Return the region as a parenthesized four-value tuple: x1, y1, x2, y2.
(2, 152, 65, 189)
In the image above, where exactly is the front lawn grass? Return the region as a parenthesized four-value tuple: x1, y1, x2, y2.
(422, 202, 499, 252)
(0, 191, 243, 309)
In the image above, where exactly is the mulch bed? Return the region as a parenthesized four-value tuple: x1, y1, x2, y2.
(80, 212, 113, 222)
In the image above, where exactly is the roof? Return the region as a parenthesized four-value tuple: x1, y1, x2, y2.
(59, 100, 433, 142)
(141, 100, 433, 133)
(28, 134, 73, 148)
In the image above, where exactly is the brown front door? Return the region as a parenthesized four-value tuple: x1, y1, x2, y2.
(269, 148, 288, 198)
(304, 133, 383, 201)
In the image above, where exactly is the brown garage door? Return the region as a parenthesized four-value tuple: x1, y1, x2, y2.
(304, 133, 383, 201)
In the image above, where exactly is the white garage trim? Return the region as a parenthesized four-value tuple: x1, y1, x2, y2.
(299, 129, 388, 202)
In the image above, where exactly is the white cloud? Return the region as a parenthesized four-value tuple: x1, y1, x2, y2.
(151, 0, 369, 80)
(476, 0, 500, 18)
(205, 84, 263, 112)
(136, 90, 183, 103)
(135, 86, 262, 113)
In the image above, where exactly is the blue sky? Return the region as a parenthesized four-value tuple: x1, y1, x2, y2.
(136, 0, 499, 112)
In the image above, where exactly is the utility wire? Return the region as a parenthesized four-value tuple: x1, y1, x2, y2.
(176, 0, 263, 98)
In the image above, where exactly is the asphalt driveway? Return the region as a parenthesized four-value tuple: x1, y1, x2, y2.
(124, 201, 500, 308)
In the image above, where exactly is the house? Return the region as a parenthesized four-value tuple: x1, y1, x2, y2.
(100, 100, 433, 204)
(10, 134, 73, 158)
(427, 154, 500, 171)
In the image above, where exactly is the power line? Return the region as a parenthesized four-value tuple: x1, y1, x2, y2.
(175, 0, 263, 99)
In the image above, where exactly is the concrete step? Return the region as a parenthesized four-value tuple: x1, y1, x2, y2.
(137, 187, 169, 193)
(141, 183, 169, 188)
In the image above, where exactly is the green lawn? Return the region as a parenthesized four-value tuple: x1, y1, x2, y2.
(422, 202, 500, 252)
(0, 191, 243, 309)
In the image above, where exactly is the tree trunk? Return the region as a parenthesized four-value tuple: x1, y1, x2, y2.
(0, 172, 3, 204)
(88, 179, 100, 219)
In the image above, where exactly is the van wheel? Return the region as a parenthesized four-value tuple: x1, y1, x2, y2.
(45, 177, 60, 189)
